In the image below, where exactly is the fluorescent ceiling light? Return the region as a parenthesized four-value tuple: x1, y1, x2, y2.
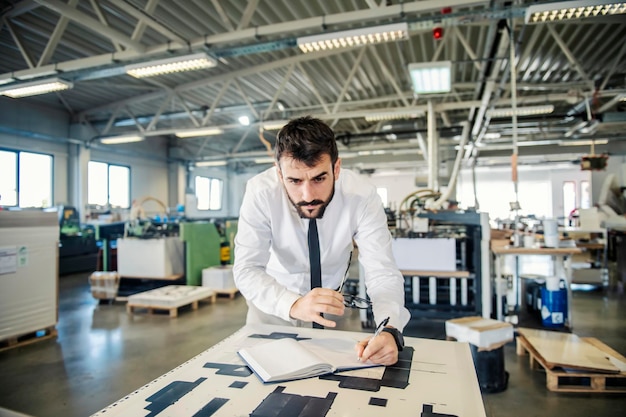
(99, 134, 144, 144)
(262, 120, 288, 130)
(408, 61, 452, 94)
(297, 22, 408, 53)
(526, 1, 626, 23)
(364, 110, 423, 122)
(196, 160, 227, 167)
(175, 127, 223, 138)
(559, 139, 608, 146)
(486, 104, 555, 118)
(0, 78, 73, 98)
(125, 52, 217, 78)
(239, 115, 250, 126)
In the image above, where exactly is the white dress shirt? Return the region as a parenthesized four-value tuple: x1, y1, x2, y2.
(233, 166, 410, 330)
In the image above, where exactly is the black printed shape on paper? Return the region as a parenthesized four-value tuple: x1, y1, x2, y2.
(203, 362, 253, 377)
(421, 404, 458, 417)
(144, 377, 206, 417)
(319, 346, 414, 392)
(191, 397, 229, 417)
(229, 380, 248, 389)
(250, 386, 337, 417)
(368, 397, 388, 407)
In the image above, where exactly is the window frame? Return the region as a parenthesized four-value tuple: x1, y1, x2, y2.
(0, 148, 54, 208)
(87, 160, 131, 209)
(194, 175, 224, 211)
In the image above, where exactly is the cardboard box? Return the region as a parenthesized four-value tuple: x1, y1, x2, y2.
(202, 265, 235, 290)
(89, 271, 120, 300)
(445, 316, 513, 350)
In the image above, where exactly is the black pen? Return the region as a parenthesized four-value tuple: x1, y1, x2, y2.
(371, 317, 390, 341)
(359, 316, 390, 361)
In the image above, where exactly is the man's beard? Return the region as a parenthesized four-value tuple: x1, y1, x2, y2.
(288, 182, 335, 219)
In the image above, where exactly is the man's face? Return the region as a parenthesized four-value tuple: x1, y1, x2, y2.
(277, 153, 341, 219)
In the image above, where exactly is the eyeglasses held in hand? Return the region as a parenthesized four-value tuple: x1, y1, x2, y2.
(337, 251, 373, 309)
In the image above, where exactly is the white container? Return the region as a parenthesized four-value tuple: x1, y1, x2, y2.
(202, 265, 235, 290)
(545, 276, 561, 291)
(543, 218, 558, 248)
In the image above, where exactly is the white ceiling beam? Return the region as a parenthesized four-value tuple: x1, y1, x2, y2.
(108, 0, 187, 46)
(599, 39, 626, 92)
(146, 92, 175, 131)
(453, 26, 482, 71)
(37, 0, 79, 67)
(296, 63, 331, 114)
(330, 47, 368, 127)
(4, 18, 35, 68)
(211, 0, 235, 31)
(129, 0, 160, 42)
(233, 79, 260, 120)
(175, 93, 202, 128)
(237, 0, 258, 30)
(201, 79, 232, 126)
(368, 46, 411, 107)
(546, 24, 593, 90)
(89, 0, 123, 52)
(262, 63, 296, 120)
(34, 0, 146, 52)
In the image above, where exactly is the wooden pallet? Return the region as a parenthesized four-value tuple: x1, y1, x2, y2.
(0, 326, 57, 352)
(214, 287, 239, 299)
(517, 334, 626, 393)
(126, 293, 217, 318)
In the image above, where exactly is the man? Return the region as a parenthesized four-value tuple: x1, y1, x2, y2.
(233, 116, 410, 366)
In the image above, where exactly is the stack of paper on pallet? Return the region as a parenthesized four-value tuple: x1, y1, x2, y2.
(445, 316, 514, 350)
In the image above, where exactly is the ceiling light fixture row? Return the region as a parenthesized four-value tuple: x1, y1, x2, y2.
(0, 78, 73, 98)
(125, 52, 217, 78)
(297, 22, 408, 53)
(525, 0, 626, 23)
(486, 104, 555, 118)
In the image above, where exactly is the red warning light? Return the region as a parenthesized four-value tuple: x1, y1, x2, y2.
(433, 27, 444, 40)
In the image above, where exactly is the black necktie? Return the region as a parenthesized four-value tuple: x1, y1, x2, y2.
(308, 218, 323, 329)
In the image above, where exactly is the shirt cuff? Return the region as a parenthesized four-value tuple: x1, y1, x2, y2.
(276, 290, 302, 322)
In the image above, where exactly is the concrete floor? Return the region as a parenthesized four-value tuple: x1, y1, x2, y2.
(0, 272, 625, 417)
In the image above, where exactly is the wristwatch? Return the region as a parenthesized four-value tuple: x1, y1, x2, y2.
(382, 327, 404, 351)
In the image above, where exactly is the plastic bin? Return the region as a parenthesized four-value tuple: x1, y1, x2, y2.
(540, 287, 567, 328)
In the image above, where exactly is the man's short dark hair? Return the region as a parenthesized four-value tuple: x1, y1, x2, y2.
(275, 116, 338, 167)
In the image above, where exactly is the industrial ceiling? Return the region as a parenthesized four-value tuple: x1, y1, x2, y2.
(1, 0, 625, 174)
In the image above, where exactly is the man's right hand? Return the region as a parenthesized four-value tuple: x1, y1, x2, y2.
(289, 288, 345, 328)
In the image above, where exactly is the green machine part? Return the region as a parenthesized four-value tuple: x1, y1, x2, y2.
(179, 222, 221, 286)
(224, 219, 238, 264)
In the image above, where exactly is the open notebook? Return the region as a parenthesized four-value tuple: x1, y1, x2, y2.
(238, 336, 381, 383)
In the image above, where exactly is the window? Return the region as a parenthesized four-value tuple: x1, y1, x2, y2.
(88, 161, 130, 208)
(195, 176, 223, 210)
(0, 149, 53, 208)
(376, 187, 388, 207)
(580, 180, 591, 209)
(563, 181, 577, 219)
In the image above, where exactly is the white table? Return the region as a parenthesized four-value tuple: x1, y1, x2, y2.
(91, 324, 486, 417)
